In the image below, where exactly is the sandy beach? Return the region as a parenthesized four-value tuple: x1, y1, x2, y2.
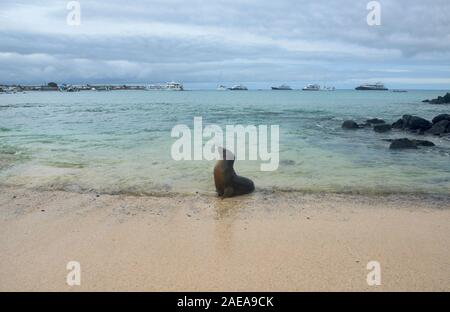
(0, 185, 449, 291)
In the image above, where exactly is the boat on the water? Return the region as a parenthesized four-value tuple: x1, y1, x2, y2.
(146, 82, 184, 91)
(94, 86, 111, 91)
(59, 84, 80, 92)
(392, 89, 408, 93)
(272, 84, 292, 90)
(302, 84, 321, 91)
(166, 82, 184, 91)
(355, 82, 388, 91)
(0, 86, 21, 94)
(228, 85, 248, 91)
(217, 85, 227, 91)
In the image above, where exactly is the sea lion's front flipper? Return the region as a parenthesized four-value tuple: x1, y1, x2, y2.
(223, 187, 234, 198)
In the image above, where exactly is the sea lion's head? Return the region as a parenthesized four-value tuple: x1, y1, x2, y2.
(218, 147, 235, 164)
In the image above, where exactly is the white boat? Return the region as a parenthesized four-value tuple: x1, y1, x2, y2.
(165, 82, 184, 91)
(302, 84, 321, 91)
(95, 86, 111, 91)
(3, 86, 22, 94)
(146, 82, 184, 91)
(355, 82, 388, 91)
(217, 85, 227, 91)
(272, 84, 292, 90)
(59, 84, 80, 92)
(228, 84, 248, 91)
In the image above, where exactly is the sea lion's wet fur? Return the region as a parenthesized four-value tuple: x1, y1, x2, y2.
(214, 148, 255, 198)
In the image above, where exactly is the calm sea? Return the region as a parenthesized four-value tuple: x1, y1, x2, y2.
(1, 90, 449, 196)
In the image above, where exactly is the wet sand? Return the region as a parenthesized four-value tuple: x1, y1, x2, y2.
(0, 185, 449, 291)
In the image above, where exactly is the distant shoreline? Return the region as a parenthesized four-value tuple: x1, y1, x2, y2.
(1, 84, 449, 92)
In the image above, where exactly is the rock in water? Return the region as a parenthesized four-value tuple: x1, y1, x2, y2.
(374, 124, 392, 133)
(214, 148, 255, 198)
(342, 120, 359, 129)
(389, 138, 418, 150)
(389, 138, 435, 149)
(412, 139, 435, 147)
(427, 120, 450, 135)
(401, 115, 432, 131)
(425, 92, 450, 104)
(432, 114, 450, 124)
(366, 118, 386, 125)
(392, 118, 404, 129)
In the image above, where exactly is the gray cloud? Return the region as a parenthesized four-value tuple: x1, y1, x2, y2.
(0, 0, 449, 88)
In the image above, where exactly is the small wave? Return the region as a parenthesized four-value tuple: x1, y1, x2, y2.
(20, 182, 450, 205)
(250, 111, 284, 116)
(280, 159, 296, 166)
(0, 103, 46, 109)
(37, 182, 179, 198)
(0, 127, 11, 132)
(142, 128, 167, 133)
(0, 145, 20, 155)
(44, 161, 85, 169)
(258, 186, 450, 200)
(284, 109, 327, 114)
(84, 108, 107, 113)
(0, 145, 29, 170)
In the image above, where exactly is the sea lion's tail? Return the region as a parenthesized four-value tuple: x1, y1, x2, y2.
(232, 175, 255, 196)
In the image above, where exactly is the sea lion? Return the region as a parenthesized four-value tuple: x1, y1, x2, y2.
(214, 147, 255, 198)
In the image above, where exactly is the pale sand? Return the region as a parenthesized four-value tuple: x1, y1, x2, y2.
(0, 186, 449, 291)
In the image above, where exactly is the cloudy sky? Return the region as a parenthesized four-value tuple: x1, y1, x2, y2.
(1, 0, 449, 89)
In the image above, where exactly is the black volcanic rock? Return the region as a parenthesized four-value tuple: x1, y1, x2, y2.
(374, 124, 392, 133)
(426, 120, 450, 135)
(390, 138, 417, 149)
(432, 114, 450, 124)
(412, 139, 435, 147)
(401, 115, 432, 131)
(392, 115, 432, 131)
(389, 138, 435, 149)
(366, 118, 386, 125)
(342, 120, 360, 129)
(426, 92, 450, 104)
(392, 118, 404, 129)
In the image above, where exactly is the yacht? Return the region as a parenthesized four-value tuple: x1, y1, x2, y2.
(95, 86, 111, 91)
(59, 84, 80, 92)
(302, 84, 321, 91)
(146, 84, 163, 91)
(228, 85, 248, 91)
(146, 82, 184, 91)
(165, 82, 184, 91)
(272, 84, 292, 90)
(355, 82, 388, 91)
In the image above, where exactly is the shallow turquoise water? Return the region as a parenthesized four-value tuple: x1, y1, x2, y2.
(0, 90, 449, 196)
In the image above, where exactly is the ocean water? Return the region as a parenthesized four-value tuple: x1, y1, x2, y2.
(1, 90, 449, 196)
